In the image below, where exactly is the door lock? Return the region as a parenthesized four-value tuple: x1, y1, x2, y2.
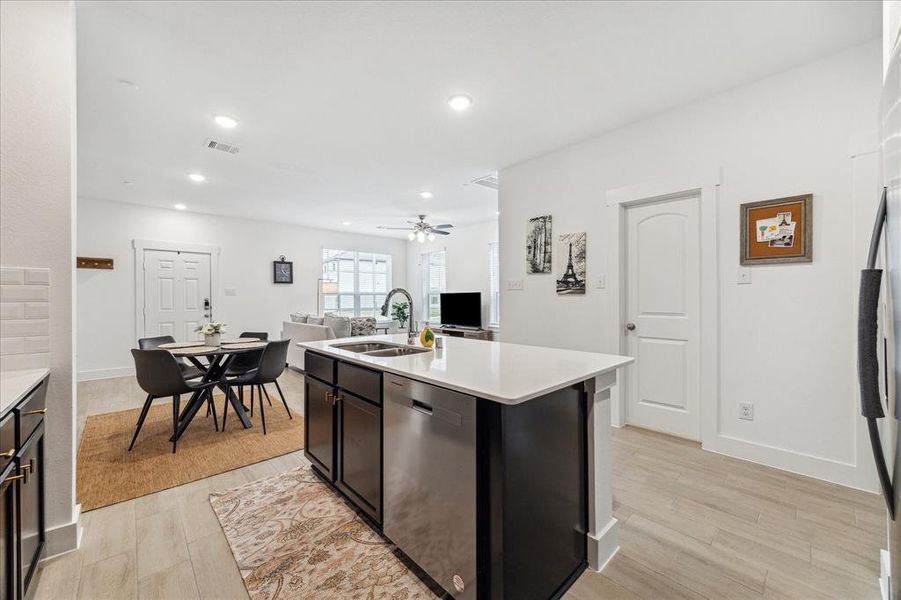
(625, 322, 636, 331)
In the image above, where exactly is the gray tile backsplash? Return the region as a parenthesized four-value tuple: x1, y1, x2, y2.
(0, 267, 50, 370)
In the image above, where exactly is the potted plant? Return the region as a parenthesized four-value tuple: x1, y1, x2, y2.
(391, 301, 409, 329)
(195, 322, 227, 346)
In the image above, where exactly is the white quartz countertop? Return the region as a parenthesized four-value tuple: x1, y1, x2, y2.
(0, 368, 49, 417)
(299, 334, 633, 404)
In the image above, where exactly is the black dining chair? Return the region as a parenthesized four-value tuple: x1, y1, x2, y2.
(130, 349, 219, 453)
(138, 336, 204, 380)
(225, 332, 269, 410)
(222, 339, 291, 435)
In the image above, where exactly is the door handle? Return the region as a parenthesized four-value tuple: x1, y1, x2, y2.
(625, 322, 636, 331)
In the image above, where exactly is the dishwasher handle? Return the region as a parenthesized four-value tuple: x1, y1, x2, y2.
(412, 399, 433, 416)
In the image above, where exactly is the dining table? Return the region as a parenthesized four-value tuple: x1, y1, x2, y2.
(158, 338, 267, 441)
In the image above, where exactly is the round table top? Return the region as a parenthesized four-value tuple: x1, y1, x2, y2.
(166, 341, 267, 357)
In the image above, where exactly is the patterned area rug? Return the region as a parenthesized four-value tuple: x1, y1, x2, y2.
(210, 466, 441, 599)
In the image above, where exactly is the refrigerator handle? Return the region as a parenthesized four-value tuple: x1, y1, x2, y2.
(858, 187, 892, 516)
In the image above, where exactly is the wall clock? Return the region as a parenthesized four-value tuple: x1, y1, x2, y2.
(273, 255, 293, 284)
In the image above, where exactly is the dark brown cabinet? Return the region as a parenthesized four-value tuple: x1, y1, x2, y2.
(16, 426, 43, 599)
(304, 376, 336, 479)
(0, 375, 47, 600)
(336, 391, 382, 522)
(304, 352, 383, 525)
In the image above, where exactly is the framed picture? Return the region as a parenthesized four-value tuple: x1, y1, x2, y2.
(740, 194, 812, 265)
(273, 258, 293, 284)
(526, 215, 553, 274)
(556, 232, 586, 295)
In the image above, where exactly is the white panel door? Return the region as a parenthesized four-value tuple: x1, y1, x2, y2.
(143, 250, 211, 341)
(624, 195, 700, 440)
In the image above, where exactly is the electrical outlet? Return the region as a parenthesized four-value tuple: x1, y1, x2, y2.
(738, 402, 754, 421)
(507, 279, 524, 291)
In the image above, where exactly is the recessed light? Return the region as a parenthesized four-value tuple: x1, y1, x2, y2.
(187, 173, 206, 183)
(420, 191, 433, 199)
(342, 221, 352, 226)
(174, 204, 187, 210)
(448, 94, 473, 111)
(213, 114, 238, 128)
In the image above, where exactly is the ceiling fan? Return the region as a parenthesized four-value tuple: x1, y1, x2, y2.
(377, 215, 454, 242)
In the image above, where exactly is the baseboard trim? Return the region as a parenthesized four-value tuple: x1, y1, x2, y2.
(587, 516, 619, 572)
(42, 504, 82, 560)
(77, 366, 134, 381)
(703, 433, 876, 493)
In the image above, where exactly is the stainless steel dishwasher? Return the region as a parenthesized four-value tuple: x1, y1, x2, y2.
(383, 373, 477, 599)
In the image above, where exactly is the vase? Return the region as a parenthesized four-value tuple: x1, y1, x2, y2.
(204, 333, 221, 347)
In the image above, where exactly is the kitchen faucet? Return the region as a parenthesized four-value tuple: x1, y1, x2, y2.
(380, 288, 417, 344)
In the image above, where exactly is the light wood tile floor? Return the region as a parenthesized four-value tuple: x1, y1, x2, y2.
(38, 380, 882, 599)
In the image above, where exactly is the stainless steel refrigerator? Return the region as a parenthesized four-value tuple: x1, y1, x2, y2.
(859, 38, 900, 600)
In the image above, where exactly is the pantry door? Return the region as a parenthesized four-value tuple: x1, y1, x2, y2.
(624, 194, 701, 440)
(143, 249, 212, 341)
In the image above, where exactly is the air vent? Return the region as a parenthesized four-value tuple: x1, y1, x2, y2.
(471, 173, 498, 190)
(204, 138, 240, 155)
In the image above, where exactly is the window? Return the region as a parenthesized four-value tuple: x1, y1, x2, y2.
(321, 249, 392, 317)
(421, 251, 446, 322)
(489, 242, 499, 326)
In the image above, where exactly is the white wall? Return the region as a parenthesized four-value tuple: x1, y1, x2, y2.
(77, 197, 407, 379)
(499, 40, 882, 490)
(0, 0, 79, 555)
(405, 220, 498, 328)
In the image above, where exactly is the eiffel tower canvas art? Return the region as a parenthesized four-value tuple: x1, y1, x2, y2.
(556, 232, 586, 295)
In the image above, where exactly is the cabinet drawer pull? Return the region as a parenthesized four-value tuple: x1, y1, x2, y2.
(4, 474, 24, 483)
(23, 408, 46, 416)
(0, 450, 13, 459)
(325, 391, 333, 403)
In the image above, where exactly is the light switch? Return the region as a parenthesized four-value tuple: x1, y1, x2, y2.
(506, 279, 524, 291)
(736, 267, 751, 285)
(224, 288, 237, 296)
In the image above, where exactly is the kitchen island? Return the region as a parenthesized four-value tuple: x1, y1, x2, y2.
(298, 334, 632, 600)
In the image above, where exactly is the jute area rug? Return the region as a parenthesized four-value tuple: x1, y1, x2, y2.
(210, 466, 441, 600)
(77, 394, 304, 511)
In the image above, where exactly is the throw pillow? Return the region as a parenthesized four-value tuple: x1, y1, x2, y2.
(290, 313, 309, 323)
(324, 313, 352, 338)
(351, 317, 376, 336)
(307, 316, 325, 325)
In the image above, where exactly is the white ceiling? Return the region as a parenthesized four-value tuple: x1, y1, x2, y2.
(76, 1, 880, 237)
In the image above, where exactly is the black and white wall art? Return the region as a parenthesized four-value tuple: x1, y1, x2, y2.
(556, 232, 586, 295)
(526, 215, 553, 274)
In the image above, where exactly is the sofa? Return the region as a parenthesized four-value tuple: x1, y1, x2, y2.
(282, 314, 379, 370)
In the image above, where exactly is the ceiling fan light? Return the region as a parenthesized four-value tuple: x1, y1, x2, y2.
(427, 233, 435, 242)
(407, 232, 416, 241)
(416, 231, 426, 243)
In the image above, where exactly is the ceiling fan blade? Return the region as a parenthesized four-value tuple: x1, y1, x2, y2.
(429, 229, 451, 235)
(431, 224, 454, 229)
(377, 226, 415, 230)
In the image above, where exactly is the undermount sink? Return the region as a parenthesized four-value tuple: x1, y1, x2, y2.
(331, 342, 398, 353)
(330, 341, 431, 358)
(364, 346, 431, 357)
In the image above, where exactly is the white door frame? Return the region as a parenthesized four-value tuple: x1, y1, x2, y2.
(604, 170, 720, 446)
(133, 239, 221, 343)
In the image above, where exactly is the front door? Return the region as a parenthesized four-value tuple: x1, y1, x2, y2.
(143, 249, 212, 341)
(624, 194, 701, 440)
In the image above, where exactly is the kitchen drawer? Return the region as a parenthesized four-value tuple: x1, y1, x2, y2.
(0, 413, 12, 473)
(337, 361, 381, 405)
(305, 352, 335, 385)
(14, 378, 47, 447)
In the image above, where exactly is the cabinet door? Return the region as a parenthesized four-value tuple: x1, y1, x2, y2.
(1, 465, 16, 600)
(17, 429, 44, 598)
(304, 377, 335, 480)
(337, 392, 382, 523)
